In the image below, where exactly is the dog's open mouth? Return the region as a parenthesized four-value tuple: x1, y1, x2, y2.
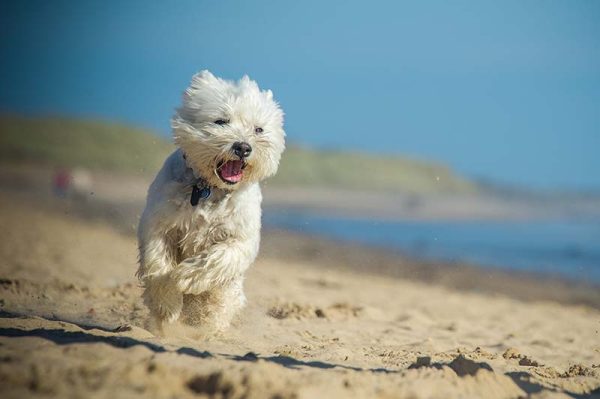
(217, 160, 246, 184)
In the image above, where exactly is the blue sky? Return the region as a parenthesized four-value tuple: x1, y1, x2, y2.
(1, 1, 599, 189)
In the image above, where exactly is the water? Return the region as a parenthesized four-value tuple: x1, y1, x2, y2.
(263, 209, 600, 282)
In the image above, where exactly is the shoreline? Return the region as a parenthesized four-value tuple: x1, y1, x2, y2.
(1, 181, 598, 309)
(261, 227, 600, 309)
(0, 165, 598, 309)
(262, 185, 600, 222)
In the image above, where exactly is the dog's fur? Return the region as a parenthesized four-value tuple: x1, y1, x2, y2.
(136, 71, 285, 332)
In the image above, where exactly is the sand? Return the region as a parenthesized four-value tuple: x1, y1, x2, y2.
(0, 182, 599, 398)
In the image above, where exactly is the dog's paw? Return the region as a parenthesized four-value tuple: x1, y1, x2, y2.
(156, 297, 183, 323)
(143, 277, 184, 323)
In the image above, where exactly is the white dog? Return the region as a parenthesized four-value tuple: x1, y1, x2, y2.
(136, 71, 285, 332)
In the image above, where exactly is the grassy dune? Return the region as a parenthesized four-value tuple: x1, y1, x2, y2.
(0, 115, 475, 193)
(270, 146, 475, 193)
(0, 115, 174, 175)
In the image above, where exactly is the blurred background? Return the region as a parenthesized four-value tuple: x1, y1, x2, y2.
(1, 0, 599, 285)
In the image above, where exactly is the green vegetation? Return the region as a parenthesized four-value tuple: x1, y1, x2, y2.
(0, 115, 476, 193)
(0, 115, 174, 175)
(270, 146, 476, 193)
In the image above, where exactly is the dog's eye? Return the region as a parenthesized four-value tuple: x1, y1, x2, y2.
(214, 119, 229, 125)
(254, 127, 264, 134)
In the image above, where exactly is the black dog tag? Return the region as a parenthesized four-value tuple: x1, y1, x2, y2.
(190, 184, 211, 206)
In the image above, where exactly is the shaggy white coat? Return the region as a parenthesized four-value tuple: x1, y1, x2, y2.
(136, 71, 285, 331)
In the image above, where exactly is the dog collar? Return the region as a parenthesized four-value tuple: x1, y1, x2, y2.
(182, 152, 213, 206)
(190, 182, 211, 206)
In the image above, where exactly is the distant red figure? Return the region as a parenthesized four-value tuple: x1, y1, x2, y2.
(53, 169, 71, 198)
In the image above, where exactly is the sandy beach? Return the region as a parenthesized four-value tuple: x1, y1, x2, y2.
(0, 173, 599, 398)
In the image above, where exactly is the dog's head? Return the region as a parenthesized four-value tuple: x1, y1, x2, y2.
(172, 70, 285, 190)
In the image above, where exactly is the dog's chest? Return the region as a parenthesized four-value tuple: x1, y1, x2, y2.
(172, 191, 239, 261)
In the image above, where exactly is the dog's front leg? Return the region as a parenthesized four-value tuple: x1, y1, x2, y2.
(137, 226, 183, 329)
(171, 239, 258, 295)
(171, 239, 255, 330)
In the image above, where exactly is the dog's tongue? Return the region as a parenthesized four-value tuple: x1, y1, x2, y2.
(219, 160, 244, 183)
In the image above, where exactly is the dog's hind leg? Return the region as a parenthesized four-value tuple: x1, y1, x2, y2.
(142, 274, 183, 332)
(180, 278, 246, 332)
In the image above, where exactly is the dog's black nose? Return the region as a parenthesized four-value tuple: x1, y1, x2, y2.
(232, 142, 252, 158)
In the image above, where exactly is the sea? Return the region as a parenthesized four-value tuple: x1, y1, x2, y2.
(263, 209, 600, 283)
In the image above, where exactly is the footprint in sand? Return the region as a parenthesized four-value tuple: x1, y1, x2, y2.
(267, 302, 362, 321)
